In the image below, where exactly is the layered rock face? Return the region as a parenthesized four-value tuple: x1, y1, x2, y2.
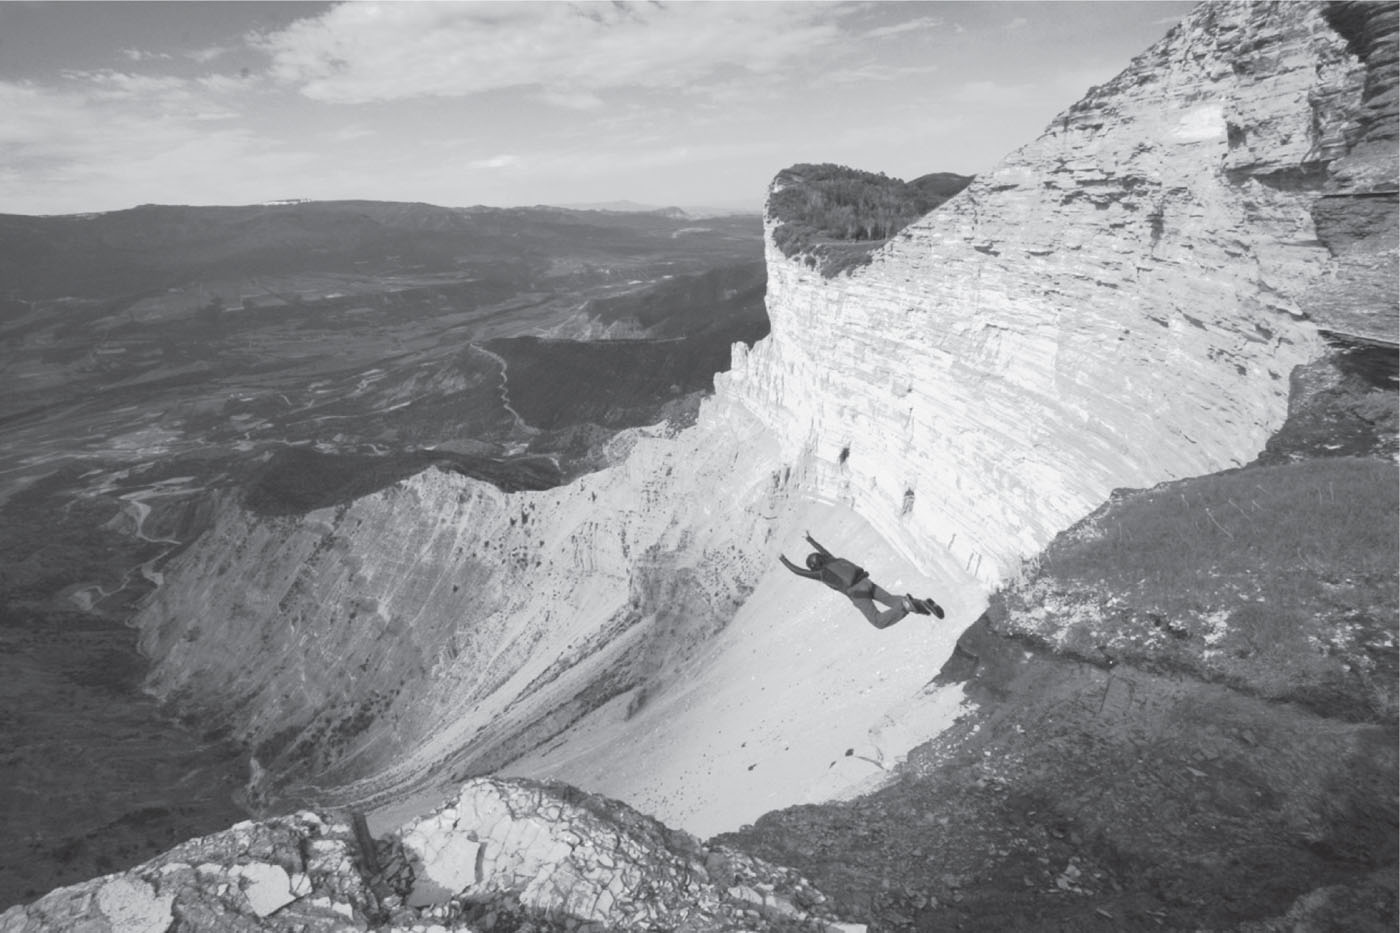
(128, 0, 1387, 853)
(1305, 1, 1400, 339)
(729, 0, 1392, 584)
(0, 777, 861, 932)
(137, 399, 797, 817)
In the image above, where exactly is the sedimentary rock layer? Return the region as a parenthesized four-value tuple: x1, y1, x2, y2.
(130, 0, 1384, 839)
(137, 399, 793, 813)
(728, 1, 1392, 584)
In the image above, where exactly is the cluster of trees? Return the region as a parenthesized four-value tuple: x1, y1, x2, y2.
(767, 163, 971, 274)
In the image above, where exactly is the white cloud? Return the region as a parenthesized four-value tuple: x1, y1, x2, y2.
(470, 154, 520, 169)
(331, 125, 377, 142)
(524, 138, 783, 179)
(818, 63, 939, 86)
(252, 1, 847, 105)
(861, 16, 943, 41)
(188, 45, 233, 64)
(197, 73, 256, 95)
(0, 76, 296, 214)
(121, 48, 174, 62)
(59, 70, 193, 103)
(949, 79, 1034, 106)
(535, 88, 605, 111)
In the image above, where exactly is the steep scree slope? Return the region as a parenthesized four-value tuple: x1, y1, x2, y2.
(129, 0, 1386, 852)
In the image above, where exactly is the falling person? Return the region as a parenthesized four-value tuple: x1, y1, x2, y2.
(780, 532, 945, 629)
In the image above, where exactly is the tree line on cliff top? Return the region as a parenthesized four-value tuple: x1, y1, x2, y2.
(767, 163, 971, 275)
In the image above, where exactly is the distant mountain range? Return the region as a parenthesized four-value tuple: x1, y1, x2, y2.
(0, 199, 760, 301)
(554, 199, 761, 218)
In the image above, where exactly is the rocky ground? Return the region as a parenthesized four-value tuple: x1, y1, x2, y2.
(717, 344, 1399, 931)
(0, 778, 865, 933)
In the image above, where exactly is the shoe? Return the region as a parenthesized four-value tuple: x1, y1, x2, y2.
(926, 599, 945, 619)
(904, 594, 929, 615)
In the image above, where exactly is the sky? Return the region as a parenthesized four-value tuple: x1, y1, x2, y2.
(0, 1, 1196, 216)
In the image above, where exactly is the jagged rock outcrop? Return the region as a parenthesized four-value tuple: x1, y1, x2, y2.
(0, 778, 862, 932)
(125, 0, 1393, 855)
(1305, 1, 1400, 341)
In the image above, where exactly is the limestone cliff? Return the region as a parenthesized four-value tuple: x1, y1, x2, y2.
(127, 0, 1389, 853)
(732, 0, 1394, 585)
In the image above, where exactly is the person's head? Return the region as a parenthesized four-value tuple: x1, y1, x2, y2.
(805, 552, 827, 571)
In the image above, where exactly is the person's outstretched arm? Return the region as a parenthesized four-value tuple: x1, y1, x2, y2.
(780, 554, 819, 578)
(804, 532, 833, 557)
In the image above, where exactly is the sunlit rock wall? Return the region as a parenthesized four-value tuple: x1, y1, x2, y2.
(138, 396, 805, 813)
(723, 1, 1386, 584)
(131, 1, 1382, 834)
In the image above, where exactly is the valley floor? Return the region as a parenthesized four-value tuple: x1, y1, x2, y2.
(0, 606, 246, 909)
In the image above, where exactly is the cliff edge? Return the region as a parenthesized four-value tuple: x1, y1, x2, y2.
(734, 0, 1394, 587)
(12, 3, 1390, 928)
(130, 0, 1393, 834)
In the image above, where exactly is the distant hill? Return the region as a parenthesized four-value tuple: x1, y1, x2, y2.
(0, 199, 756, 301)
(557, 200, 687, 216)
(557, 200, 761, 218)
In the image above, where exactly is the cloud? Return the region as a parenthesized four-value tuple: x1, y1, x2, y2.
(535, 88, 606, 111)
(949, 64, 1137, 115)
(525, 138, 783, 179)
(470, 154, 520, 170)
(197, 73, 256, 95)
(59, 69, 194, 103)
(0, 75, 296, 214)
(861, 16, 944, 41)
(949, 79, 1035, 106)
(121, 48, 174, 62)
(252, 2, 847, 105)
(1006, 17, 1030, 31)
(818, 63, 939, 86)
(188, 45, 234, 64)
(331, 125, 376, 142)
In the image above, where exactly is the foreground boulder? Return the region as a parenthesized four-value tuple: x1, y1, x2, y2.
(0, 777, 859, 933)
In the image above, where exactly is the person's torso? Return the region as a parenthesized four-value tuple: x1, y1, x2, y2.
(819, 558, 867, 591)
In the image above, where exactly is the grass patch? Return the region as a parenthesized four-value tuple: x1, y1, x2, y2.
(995, 457, 1399, 722)
(1046, 458, 1396, 612)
